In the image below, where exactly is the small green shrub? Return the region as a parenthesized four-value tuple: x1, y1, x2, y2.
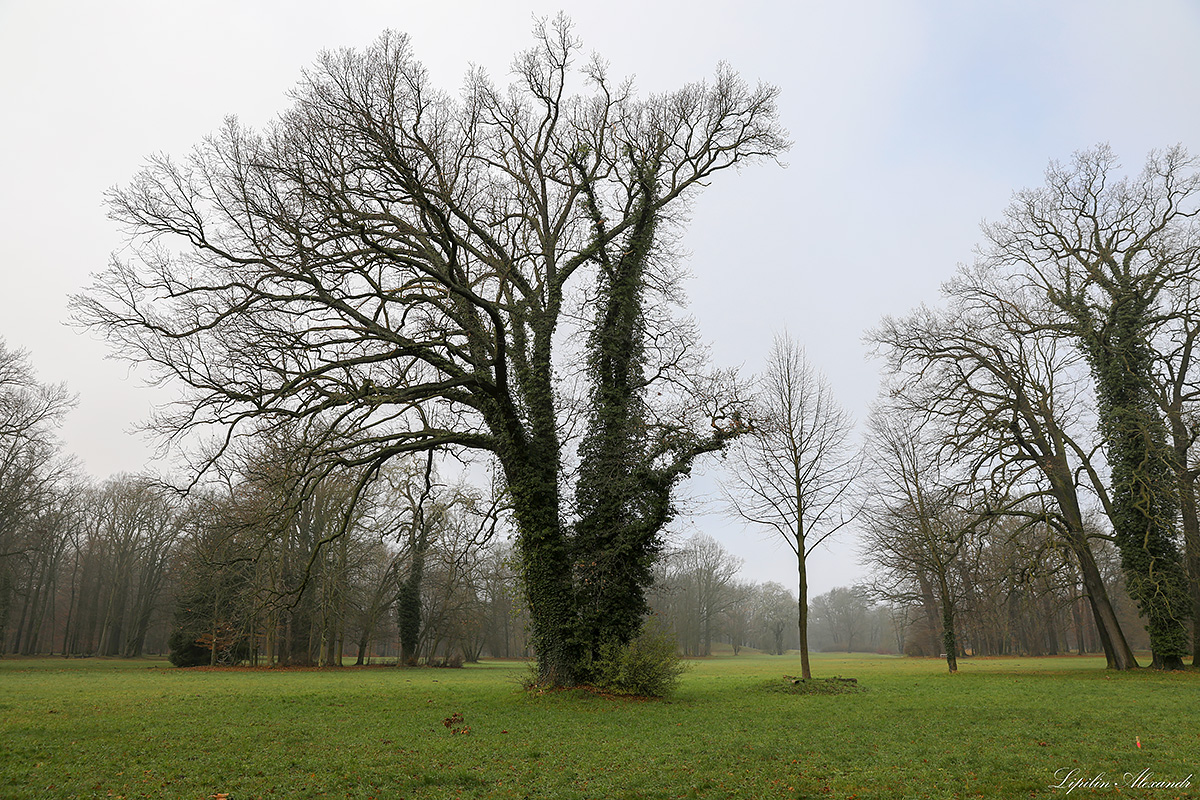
(590, 618, 688, 697)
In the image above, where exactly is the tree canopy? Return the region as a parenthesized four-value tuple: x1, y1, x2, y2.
(73, 17, 788, 684)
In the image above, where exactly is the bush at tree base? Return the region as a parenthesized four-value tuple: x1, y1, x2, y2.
(586, 618, 688, 697)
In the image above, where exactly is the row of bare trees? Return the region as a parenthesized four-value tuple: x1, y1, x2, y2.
(864, 145, 1200, 671)
(0, 340, 233, 660)
(154, 439, 533, 667)
(645, 530, 1144, 662)
(709, 147, 1200, 677)
(0, 369, 531, 663)
(4, 470, 529, 665)
(16, 97, 1198, 681)
(1, 442, 183, 656)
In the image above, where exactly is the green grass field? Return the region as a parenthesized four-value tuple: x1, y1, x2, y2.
(2, 652, 1198, 799)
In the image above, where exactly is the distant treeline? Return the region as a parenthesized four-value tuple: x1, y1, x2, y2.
(1, 460, 1150, 664)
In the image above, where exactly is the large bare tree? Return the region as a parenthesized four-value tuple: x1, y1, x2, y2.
(724, 335, 859, 679)
(73, 18, 786, 684)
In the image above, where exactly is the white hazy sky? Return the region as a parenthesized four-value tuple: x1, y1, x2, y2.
(2, 0, 1199, 595)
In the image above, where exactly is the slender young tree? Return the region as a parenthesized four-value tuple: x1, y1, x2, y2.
(724, 335, 859, 679)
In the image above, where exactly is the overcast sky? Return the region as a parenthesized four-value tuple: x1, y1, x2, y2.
(2, 0, 1199, 594)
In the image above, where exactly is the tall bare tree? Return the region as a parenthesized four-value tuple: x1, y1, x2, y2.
(724, 335, 858, 679)
(73, 17, 786, 685)
(862, 407, 972, 673)
(983, 145, 1199, 668)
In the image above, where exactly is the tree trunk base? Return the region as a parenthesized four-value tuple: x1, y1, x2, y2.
(1152, 653, 1186, 670)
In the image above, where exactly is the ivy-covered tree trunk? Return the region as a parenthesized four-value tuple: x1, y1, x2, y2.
(570, 152, 744, 677)
(396, 551, 425, 666)
(508, 448, 577, 685)
(397, 453, 438, 667)
(572, 156, 666, 672)
(1084, 298, 1190, 669)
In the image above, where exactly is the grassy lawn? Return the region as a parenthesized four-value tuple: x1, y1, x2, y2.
(2, 652, 1198, 799)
